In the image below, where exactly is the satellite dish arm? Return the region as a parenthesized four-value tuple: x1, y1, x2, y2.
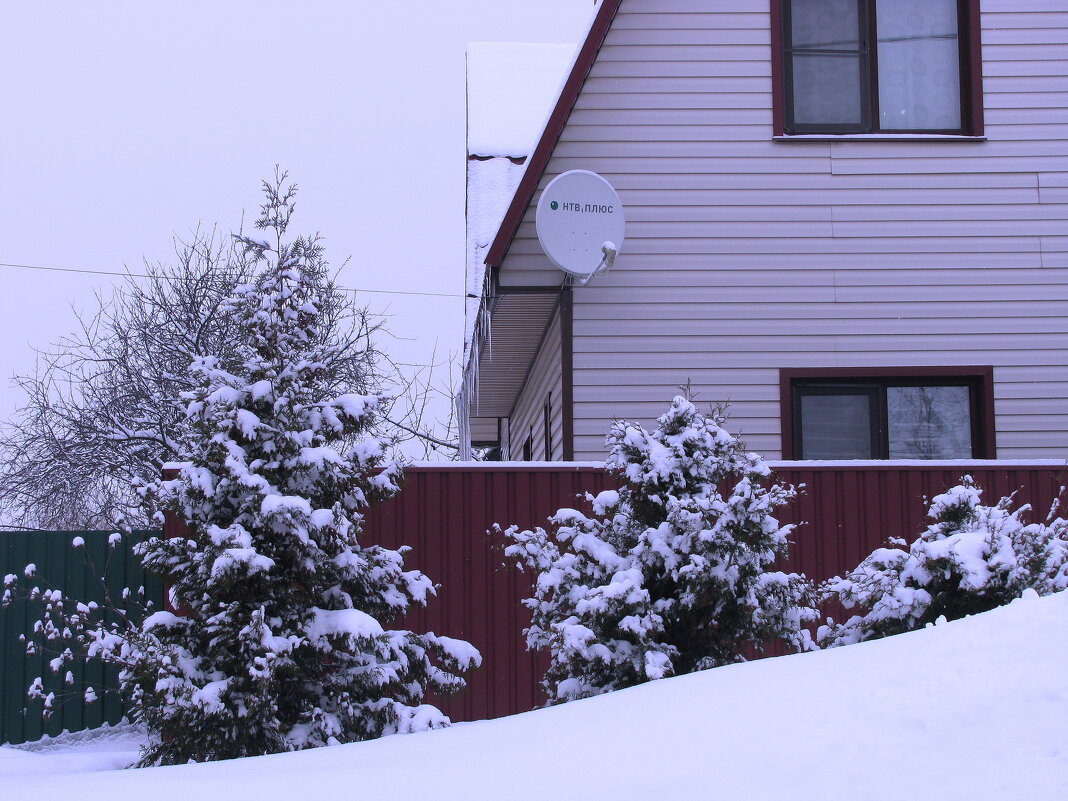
(578, 241, 617, 287)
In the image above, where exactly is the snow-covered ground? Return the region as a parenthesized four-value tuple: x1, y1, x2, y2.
(3, 591, 1066, 799)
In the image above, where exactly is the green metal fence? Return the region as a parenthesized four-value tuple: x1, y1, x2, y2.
(0, 530, 163, 745)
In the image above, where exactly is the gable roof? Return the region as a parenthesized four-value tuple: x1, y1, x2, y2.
(483, 0, 623, 270)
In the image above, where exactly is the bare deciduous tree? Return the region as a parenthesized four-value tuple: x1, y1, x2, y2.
(0, 173, 457, 530)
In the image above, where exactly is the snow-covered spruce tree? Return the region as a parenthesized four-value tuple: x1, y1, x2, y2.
(819, 477, 1068, 648)
(497, 396, 816, 704)
(116, 176, 479, 764)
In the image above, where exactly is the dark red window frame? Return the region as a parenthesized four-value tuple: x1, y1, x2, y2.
(770, 0, 984, 137)
(779, 366, 996, 460)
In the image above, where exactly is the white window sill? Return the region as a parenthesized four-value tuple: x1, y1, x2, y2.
(774, 134, 986, 142)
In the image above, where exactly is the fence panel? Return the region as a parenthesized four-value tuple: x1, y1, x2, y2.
(0, 531, 163, 745)
(361, 462, 1067, 721)
(6, 461, 1063, 742)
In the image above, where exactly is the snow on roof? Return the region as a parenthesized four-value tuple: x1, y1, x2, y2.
(465, 157, 526, 350)
(466, 42, 576, 158)
(464, 42, 576, 354)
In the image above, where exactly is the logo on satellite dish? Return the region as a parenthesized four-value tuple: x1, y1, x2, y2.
(536, 170, 625, 284)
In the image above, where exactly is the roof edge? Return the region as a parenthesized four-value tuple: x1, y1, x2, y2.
(483, 0, 623, 269)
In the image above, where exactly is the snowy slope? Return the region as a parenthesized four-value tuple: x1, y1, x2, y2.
(4, 590, 1067, 800)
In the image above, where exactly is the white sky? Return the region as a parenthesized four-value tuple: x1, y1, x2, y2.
(0, 0, 596, 438)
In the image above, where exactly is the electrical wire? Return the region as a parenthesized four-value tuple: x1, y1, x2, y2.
(0, 260, 476, 300)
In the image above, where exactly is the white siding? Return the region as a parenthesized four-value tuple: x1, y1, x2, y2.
(498, 0, 1068, 460)
(509, 308, 564, 460)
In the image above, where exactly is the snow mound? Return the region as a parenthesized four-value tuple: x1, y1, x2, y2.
(5, 592, 1068, 799)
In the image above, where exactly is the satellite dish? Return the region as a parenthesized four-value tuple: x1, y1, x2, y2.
(536, 170, 625, 283)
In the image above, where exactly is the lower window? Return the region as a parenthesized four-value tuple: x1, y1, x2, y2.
(782, 368, 993, 459)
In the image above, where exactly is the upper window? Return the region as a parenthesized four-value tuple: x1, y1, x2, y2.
(777, 0, 981, 135)
(781, 368, 994, 460)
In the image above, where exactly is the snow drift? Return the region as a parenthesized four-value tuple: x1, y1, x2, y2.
(5, 590, 1067, 800)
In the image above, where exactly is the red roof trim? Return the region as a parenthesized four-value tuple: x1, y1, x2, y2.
(484, 0, 623, 269)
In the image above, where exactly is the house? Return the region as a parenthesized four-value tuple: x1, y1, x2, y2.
(460, 0, 1068, 463)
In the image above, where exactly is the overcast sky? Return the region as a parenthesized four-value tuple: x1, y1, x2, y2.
(0, 0, 595, 440)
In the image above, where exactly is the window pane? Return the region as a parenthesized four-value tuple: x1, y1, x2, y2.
(887, 385, 972, 459)
(800, 393, 873, 459)
(791, 53, 864, 126)
(790, 0, 860, 49)
(876, 0, 961, 130)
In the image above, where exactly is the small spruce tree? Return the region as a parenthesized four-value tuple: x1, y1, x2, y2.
(497, 396, 816, 704)
(109, 174, 475, 764)
(819, 476, 1068, 647)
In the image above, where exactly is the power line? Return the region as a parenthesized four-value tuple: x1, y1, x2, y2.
(0, 260, 474, 300)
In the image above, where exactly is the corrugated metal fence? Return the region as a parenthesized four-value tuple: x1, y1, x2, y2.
(364, 462, 1068, 721)
(4, 461, 1064, 742)
(0, 531, 163, 745)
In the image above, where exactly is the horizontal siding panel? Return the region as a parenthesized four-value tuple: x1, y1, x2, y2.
(983, 91, 1068, 109)
(833, 282, 1067, 301)
(1041, 186, 1068, 202)
(504, 250, 1045, 272)
(983, 75, 1068, 92)
(612, 10, 769, 28)
(629, 204, 834, 221)
(569, 107, 770, 126)
(984, 5, 1068, 18)
(572, 378, 1068, 404)
(566, 123, 772, 141)
(579, 91, 771, 110)
(986, 107, 1068, 124)
(983, 59, 1068, 77)
(998, 398, 1068, 416)
(981, 43, 1068, 60)
(600, 172, 1041, 190)
(591, 58, 770, 79)
(827, 140, 1068, 159)
(831, 219, 1064, 237)
(831, 204, 1068, 222)
(831, 266, 1068, 285)
(573, 333, 1068, 354)
(983, 123, 1068, 139)
(583, 76, 770, 94)
(596, 43, 770, 63)
(573, 350, 1068, 369)
(573, 416, 780, 436)
(830, 155, 1068, 175)
(542, 153, 833, 174)
(619, 187, 1042, 205)
(998, 381, 1068, 399)
(573, 317, 1068, 338)
(574, 381, 779, 403)
(575, 400, 783, 419)
(509, 232, 1044, 255)
(993, 413, 1068, 430)
(571, 284, 838, 303)
(610, 28, 771, 46)
(575, 299, 1068, 320)
(570, 365, 1068, 387)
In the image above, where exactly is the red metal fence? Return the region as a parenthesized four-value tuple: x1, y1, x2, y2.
(362, 462, 1068, 723)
